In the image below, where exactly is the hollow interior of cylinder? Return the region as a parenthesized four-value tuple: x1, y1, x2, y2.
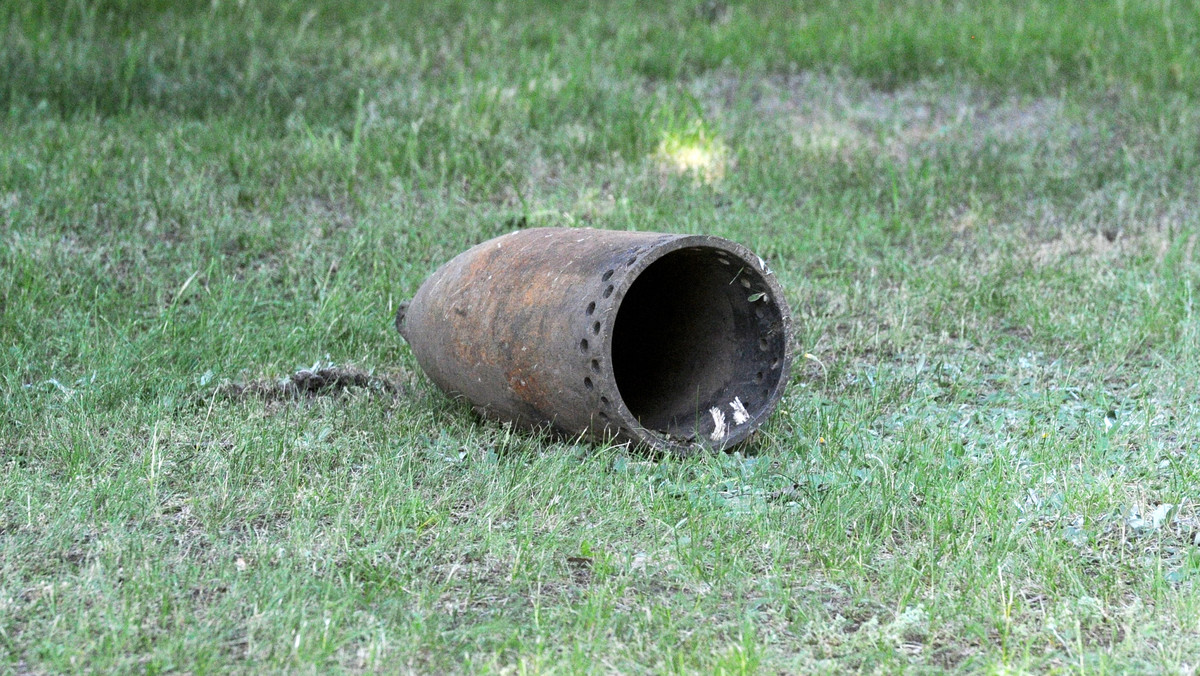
(610, 246, 786, 442)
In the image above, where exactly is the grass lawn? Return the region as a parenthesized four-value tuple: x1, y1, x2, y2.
(3, 0, 1200, 672)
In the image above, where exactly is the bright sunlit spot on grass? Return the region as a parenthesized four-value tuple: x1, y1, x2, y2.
(654, 122, 729, 184)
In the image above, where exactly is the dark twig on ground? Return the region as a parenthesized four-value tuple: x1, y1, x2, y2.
(218, 366, 405, 402)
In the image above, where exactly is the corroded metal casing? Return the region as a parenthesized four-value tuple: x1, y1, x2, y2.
(395, 227, 792, 456)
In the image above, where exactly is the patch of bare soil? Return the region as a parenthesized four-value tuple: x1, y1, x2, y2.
(218, 365, 406, 402)
(691, 71, 1200, 270)
(1021, 193, 1197, 268)
(691, 71, 1071, 163)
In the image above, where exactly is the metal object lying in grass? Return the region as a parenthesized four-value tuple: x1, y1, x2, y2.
(395, 227, 792, 456)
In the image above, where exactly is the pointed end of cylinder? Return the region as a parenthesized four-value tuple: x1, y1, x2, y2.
(394, 301, 411, 341)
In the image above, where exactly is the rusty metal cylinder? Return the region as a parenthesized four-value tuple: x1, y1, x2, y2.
(395, 227, 792, 455)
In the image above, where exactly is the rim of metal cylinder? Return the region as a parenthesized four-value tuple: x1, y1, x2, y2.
(582, 234, 792, 455)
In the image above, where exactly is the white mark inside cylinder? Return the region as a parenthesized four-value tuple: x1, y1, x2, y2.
(709, 406, 727, 441)
(730, 397, 750, 425)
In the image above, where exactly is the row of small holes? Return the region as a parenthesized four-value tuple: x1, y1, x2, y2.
(751, 281, 771, 352)
(739, 259, 779, 412)
(589, 258, 640, 436)
(586, 270, 616, 416)
(742, 265, 772, 357)
(709, 253, 782, 436)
